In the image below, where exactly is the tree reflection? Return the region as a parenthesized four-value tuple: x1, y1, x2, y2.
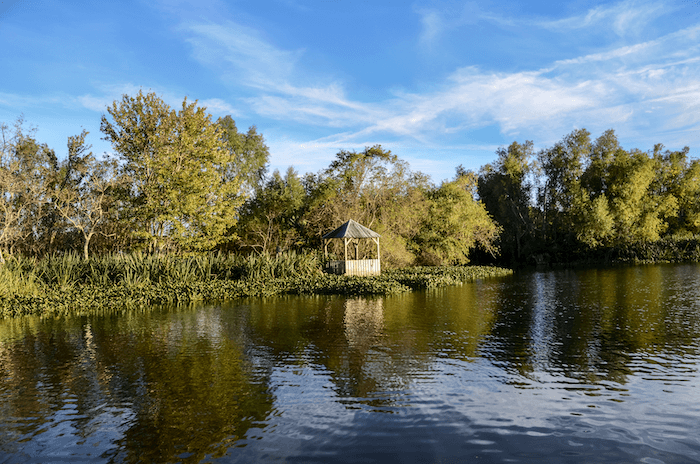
(0, 306, 273, 463)
(244, 285, 500, 406)
(3, 265, 700, 462)
(488, 265, 700, 386)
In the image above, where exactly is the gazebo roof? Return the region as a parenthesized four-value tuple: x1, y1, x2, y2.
(322, 219, 380, 239)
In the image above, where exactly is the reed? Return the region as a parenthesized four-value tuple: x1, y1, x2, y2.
(0, 252, 511, 319)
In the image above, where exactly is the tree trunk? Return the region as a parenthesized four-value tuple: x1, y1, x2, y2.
(83, 232, 93, 260)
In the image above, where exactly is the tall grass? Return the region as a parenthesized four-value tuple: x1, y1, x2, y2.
(1, 251, 324, 292)
(0, 251, 511, 319)
(0, 261, 41, 298)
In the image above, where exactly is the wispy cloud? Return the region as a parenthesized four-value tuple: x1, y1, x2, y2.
(11, 0, 695, 181)
(539, 0, 670, 36)
(185, 22, 301, 89)
(199, 98, 239, 116)
(415, 0, 674, 47)
(415, 1, 481, 48)
(181, 9, 700, 155)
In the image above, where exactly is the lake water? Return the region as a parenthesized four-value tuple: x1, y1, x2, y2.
(1, 264, 700, 463)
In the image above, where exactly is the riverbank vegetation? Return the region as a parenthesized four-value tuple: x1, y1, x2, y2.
(0, 252, 512, 318)
(478, 131, 700, 266)
(2, 88, 700, 287)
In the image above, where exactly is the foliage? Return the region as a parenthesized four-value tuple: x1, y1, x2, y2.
(217, 115, 270, 195)
(478, 141, 535, 261)
(235, 167, 306, 253)
(417, 172, 501, 265)
(51, 130, 119, 259)
(100, 90, 244, 252)
(0, 118, 57, 261)
(4, 103, 700, 270)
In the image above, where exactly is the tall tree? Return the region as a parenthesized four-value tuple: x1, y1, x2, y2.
(302, 145, 430, 267)
(537, 128, 591, 249)
(576, 131, 678, 247)
(217, 115, 269, 195)
(417, 171, 501, 265)
(236, 167, 306, 254)
(100, 90, 244, 252)
(478, 141, 535, 261)
(0, 118, 55, 261)
(52, 130, 119, 259)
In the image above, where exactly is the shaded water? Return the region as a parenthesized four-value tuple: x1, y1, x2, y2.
(1, 264, 700, 463)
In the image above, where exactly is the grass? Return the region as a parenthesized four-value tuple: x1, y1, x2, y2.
(0, 252, 512, 319)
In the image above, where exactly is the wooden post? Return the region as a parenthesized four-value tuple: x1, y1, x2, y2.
(344, 238, 348, 261)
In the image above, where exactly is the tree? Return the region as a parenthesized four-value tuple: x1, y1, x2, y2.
(417, 171, 501, 265)
(217, 115, 269, 195)
(478, 141, 535, 261)
(100, 90, 244, 252)
(236, 167, 306, 254)
(537, 129, 591, 246)
(301, 145, 430, 267)
(52, 130, 119, 259)
(0, 118, 55, 262)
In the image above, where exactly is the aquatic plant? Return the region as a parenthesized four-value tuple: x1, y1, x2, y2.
(0, 252, 511, 318)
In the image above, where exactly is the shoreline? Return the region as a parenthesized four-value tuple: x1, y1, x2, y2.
(0, 265, 513, 319)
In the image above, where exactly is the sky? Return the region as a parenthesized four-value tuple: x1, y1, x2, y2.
(1, 0, 700, 183)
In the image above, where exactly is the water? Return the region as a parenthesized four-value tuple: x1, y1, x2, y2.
(1, 264, 700, 463)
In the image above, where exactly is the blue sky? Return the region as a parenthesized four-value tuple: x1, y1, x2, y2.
(1, 0, 700, 183)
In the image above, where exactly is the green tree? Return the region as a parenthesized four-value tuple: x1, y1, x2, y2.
(416, 171, 501, 265)
(100, 90, 244, 252)
(577, 131, 678, 247)
(302, 145, 430, 267)
(537, 129, 591, 248)
(478, 141, 535, 261)
(217, 115, 269, 195)
(52, 130, 119, 259)
(236, 167, 306, 253)
(648, 144, 699, 236)
(0, 118, 56, 261)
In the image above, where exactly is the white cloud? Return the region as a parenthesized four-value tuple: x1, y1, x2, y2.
(199, 98, 239, 116)
(51, 1, 700, 179)
(252, 20, 700, 150)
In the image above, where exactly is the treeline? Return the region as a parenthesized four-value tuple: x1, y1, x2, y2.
(480, 130, 700, 264)
(2, 90, 699, 266)
(0, 90, 498, 266)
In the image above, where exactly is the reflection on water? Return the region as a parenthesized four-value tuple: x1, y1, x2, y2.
(1, 264, 700, 463)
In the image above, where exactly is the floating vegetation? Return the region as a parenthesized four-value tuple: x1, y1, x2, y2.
(0, 252, 512, 319)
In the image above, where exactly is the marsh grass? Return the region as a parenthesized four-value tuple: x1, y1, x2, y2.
(0, 252, 511, 318)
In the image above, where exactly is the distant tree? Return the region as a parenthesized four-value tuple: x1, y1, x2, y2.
(236, 167, 306, 254)
(217, 115, 270, 195)
(51, 130, 119, 259)
(478, 141, 535, 261)
(0, 117, 56, 261)
(575, 131, 678, 247)
(536, 129, 591, 251)
(648, 144, 700, 236)
(301, 145, 430, 267)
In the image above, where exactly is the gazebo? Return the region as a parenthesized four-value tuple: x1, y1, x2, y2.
(322, 219, 381, 276)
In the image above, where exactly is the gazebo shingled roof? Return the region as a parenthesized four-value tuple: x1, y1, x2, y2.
(322, 219, 380, 240)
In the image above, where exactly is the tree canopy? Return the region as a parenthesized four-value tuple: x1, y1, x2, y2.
(100, 90, 246, 252)
(2, 93, 699, 267)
